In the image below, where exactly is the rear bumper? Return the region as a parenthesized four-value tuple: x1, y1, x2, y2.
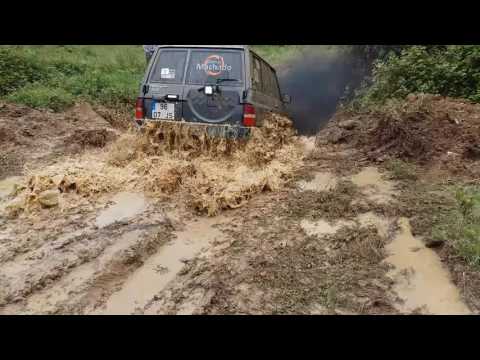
(133, 119, 252, 139)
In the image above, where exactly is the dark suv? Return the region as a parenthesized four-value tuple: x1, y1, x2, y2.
(134, 45, 291, 138)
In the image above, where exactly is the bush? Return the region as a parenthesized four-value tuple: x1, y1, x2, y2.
(0, 47, 49, 96)
(432, 186, 480, 267)
(6, 84, 75, 111)
(356, 45, 480, 106)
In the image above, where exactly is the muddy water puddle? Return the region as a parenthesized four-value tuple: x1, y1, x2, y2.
(385, 218, 471, 315)
(301, 218, 352, 237)
(297, 172, 337, 192)
(297, 165, 469, 314)
(350, 167, 395, 204)
(94, 214, 228, 315)
(356, 212, 390, 238)
(96, 192, 147, 228)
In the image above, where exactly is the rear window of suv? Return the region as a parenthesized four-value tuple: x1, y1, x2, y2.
(186, 50, 243, 86)
(150, 49, 187, 84)
(149, 48, 244, 86)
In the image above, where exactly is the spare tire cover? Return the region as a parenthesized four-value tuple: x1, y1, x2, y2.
(186, 89, 239, 124)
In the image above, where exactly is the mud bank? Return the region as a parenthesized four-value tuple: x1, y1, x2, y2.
(0, 102, 120, 180)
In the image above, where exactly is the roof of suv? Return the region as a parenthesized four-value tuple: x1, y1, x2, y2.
(156, 45, 248, 50)
(154, 45, 280, 70)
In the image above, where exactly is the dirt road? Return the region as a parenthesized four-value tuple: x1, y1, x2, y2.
(0, 100, 476, 315)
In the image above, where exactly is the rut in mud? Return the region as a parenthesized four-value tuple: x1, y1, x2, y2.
(0, 99, 476, 315)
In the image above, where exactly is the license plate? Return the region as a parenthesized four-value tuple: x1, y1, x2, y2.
(152, 102, 175, 120)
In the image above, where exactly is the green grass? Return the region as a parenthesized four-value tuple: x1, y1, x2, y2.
(0, 45, 145, 111)
(253, 45, 348, 66)
(6, 84, 75, 111)
(432, 185, 480, 267)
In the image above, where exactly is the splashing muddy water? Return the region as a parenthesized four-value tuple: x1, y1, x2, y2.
(0, 177, 21, 198)
(385, 218, 471, 315)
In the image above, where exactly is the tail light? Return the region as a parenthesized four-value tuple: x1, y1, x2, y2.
(243, 104, 256, 127)
(135, 97, 144, 121)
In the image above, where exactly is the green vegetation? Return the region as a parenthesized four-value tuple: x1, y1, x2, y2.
(0, 45, 146, 111)
(432, 186, 480, 267)
(253, 45, 346, 66)
(354, 45, 480, 107)
(0, 45, 309, 111)
(251, 45, 304, 65)
(6, 84, 75, 112)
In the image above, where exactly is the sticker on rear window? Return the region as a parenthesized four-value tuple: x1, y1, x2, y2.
(196, 55, 232, 76)
(161, 68, 176, 79)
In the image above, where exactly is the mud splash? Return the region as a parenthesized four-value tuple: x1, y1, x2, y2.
(385, 218, 471, 315)
(4, 114, 302, 219)
(0, 176, 21, 200)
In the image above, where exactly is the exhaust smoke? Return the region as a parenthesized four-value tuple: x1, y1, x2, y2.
(277, 48, 362, 135)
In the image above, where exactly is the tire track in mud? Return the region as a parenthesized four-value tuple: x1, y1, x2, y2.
(93, 214, 229, 315)
(0, 192, 175, 314)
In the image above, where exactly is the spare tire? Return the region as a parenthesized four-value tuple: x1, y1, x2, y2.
(185, 89, 239, 124)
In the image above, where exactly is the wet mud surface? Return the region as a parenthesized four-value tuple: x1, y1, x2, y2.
(0, 101, 475, 315)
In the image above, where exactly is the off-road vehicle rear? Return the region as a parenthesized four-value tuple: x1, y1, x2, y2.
(134, 45, 291, 138)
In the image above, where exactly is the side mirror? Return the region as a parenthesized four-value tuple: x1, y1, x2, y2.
(282, 94, 291, 104)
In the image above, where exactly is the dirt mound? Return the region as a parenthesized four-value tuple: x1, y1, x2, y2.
(65, 129, 118, 148)
(317, 94, 480, 173)
(0, 102, 119, 179)
(93, 104, 133, 130)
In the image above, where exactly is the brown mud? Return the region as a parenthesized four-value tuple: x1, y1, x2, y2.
(0, 98, 476, 315)
(0, 102, 120, 180)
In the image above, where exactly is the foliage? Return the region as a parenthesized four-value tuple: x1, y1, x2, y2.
(354, 45, 480, 107)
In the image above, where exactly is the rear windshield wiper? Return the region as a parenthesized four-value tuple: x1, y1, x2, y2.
(215, 78, 239, 85)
